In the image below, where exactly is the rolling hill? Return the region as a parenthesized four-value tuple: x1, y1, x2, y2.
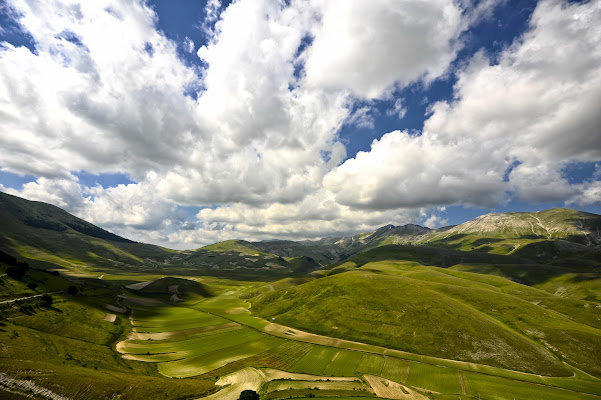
(252, 260, 601, 377)
(0, 191, 173, 272)
(0, 192, 309, 279)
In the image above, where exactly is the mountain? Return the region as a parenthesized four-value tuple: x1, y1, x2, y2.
(252, 224, 433, 265)
(2, 190, 600, 279)
(0, 191, 172, 272)
(419, 208, 601, 269)
(254, 208, 601, 269)
(0, 192, 303, 278)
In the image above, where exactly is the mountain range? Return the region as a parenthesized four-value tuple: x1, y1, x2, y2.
(1, 191, 600, 278)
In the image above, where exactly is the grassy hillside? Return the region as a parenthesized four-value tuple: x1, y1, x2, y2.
(0, 262, 216, 399)
(252, 261, 601, 377)
(0, 193, 300, 279)
(0, 191, 173, 273)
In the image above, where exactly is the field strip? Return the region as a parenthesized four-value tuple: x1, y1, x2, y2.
(261, 368, 360, 382)
(103, 313, 116, 322)
(364, 375, 427, 400)
(193, 306, 601, 396)
(403, 361, 411, 383)
(126, 322, 238, 340)
(321, 350, 340, 374)
(197, 367, 265, 400)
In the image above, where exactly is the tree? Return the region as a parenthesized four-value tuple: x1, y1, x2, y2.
(238, 390, 260, 400)
(6, 262, 29, 280)
(27, 282, 38, 290)
(66, 286, 78, 296)
(39, 294, 53, 307)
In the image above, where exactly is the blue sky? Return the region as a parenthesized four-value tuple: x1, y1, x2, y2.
(0, 0, 600, 248)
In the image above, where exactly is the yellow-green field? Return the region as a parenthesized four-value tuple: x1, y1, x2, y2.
(110, 280, 601, 400)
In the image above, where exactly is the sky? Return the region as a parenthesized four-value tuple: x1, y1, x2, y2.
(0, 0, 600, 249)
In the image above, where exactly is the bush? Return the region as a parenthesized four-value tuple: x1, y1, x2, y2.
(6, 262, 29, 280)
(238, 390, 260, 400)
(39, 294, 53, 307)
(66, 286, 78, 296)
(27, 282, 38, 290)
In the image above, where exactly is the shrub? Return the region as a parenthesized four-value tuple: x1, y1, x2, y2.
(39, 294, 53, 307)
(27, 282, 38, 290)
(66, 286, 78, 296)
(238, 390, 259, 400)
(6, 262, 29, 280)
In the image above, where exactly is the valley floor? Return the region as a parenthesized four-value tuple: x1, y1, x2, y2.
(114, 281, 601, 400)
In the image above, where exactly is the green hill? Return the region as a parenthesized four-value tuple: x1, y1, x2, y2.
(0, 193, 296, 279)
(133, 276, 214, 299)
(0, 191, 173, 273)
(252, 260, 601, 377)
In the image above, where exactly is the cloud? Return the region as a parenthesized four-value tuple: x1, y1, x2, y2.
(324, 130, 507, 209)
(1, 0, 599, 248)
(302, 0, 467, 99)
(3, 176, 90, 213)
(0, 0, 199, 179)
(386, 98, 407, 120)
(346, 106, 376, 129)
(183, 36, 194, 53)
(325, 0, 601, 209)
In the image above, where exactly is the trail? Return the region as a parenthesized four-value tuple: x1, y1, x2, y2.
(0, 291, 62, 305)
(458, 370, 466, 395)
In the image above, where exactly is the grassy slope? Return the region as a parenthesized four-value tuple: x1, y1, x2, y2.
(252, 261, 601, 377)
(0, 191, 172, 273)
(0, 269, 215, 399)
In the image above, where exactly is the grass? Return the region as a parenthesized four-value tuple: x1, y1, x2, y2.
(323, 351, 364, 376)
(355, 354, 385, 376)
(132, 306, 228, 333)
(463, 371, 601, 400)
(252, 261, 583, 376)
(406, 363, 462, 394)
(0, 288, 215, 399)
(290, 346, 340, 375)
(380, 357, 411, 383)
(157, 335, 280, 377)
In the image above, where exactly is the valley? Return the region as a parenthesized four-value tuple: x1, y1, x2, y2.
(1, 192, 601, 399)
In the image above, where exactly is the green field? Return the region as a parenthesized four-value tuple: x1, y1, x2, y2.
(323, 351, 365, 376)
(380, 357, 410, 383)
(406, 362, 463, 394)
(290, 346, 340, 375)
(252, 260, 601, 377)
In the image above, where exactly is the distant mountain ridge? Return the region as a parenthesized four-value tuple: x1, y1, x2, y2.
(1, 190, 600, 275)
(252, 208, 601, 268)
